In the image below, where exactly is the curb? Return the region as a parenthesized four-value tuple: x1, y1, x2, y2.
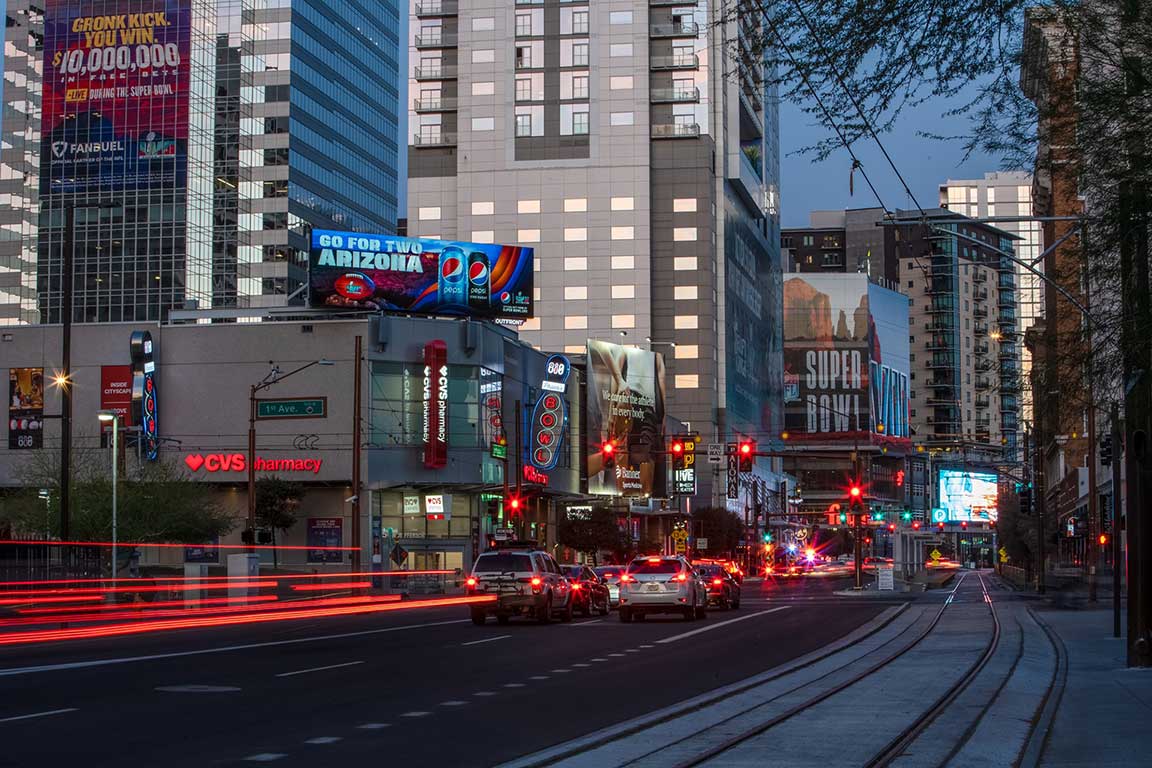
(1019, 608, 1069, 768)
(492, 601, 912, 768)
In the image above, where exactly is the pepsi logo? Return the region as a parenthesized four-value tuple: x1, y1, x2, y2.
(499, 291, 511, 304)
(469, 261, 489, 285)
(334, 272, 376, 300)
(441, 257, 464, 282)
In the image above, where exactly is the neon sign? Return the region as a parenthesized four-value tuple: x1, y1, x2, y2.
(183, 453, 324, 474)
(423, 341, 448, 469)
(130, 330, 159, 461)
(529, 354, 570, 471)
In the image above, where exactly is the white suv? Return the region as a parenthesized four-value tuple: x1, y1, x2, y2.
(466, 549, 574, 625)
(618, 555, 708, 622)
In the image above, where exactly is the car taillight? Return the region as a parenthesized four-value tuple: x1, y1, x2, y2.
(620, 574, 632, 582)
(572, 583, 582, 590)
(465, 577, 477, 587)
(530, 577, 542, 587)
(675, 573, 688, 582)
(647, 557, 662, 564)
(713, 578, 723, 585)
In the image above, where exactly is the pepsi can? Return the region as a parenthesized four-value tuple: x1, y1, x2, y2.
(437, 246, 467, 306)
(467, 251, 491, 313)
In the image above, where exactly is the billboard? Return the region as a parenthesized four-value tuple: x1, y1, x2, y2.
(41, 0, 191, 195)
(307, 518, 344, 564)
(938, 469, 999, 523)
(100, 365, 133, 426)
(8, 368, 44, 450)
(783, 275, 909, 445)
(131, 330, 159, 461)
(586, 341, 667, 497)
(309, 231, 534, 321)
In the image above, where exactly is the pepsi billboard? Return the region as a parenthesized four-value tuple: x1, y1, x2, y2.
(308, 231, 534, 321)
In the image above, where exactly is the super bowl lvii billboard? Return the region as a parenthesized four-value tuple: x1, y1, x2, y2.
(309, 231, 534, 321)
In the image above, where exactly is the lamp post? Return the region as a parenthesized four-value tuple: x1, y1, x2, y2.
(247, 359, 333, 552)
(97, 410, 118, 576)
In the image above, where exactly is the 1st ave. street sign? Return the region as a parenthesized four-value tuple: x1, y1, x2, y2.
(256, 398, 327, 420)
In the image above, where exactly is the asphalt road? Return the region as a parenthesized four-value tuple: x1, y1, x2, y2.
(0, 577, 894, 768)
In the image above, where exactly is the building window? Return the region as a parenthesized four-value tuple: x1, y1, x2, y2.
(515, 113, 533, 137)
(473, 16, 495, 32)
(472, 49, 495, 63)
(611, 226, 635, 240)
(612, 314, 635, 329)
(674, 285, 697, 300)
(612, 285, 635, 299)
(674, 198, 697, 212)
(516, 46, 533, 68)
(564, 227, 588, 241)
(675, 375, 699, 389)
(674, 257, 697, 271)
(611, 197, 635, 211)
(572, 74, 589, 99)
(572, 10, 589, 34)
(673, 227, 698, 241)
(518, 229, 540, 243)
(611, 255, 635, 269)
(564, 345, 584, 354)
(675, 345, 699, 359)
(674, 315, 698, 329)
(471, 117, 495, 131)
(472, 201, 494, 216)
(516, 78, 533, 102)
(572, 42, 589, 66)
(519, 200, 541, 214)
(471, 230, 495, 243)
(565, 286, 588, 300)
(565, 316, 588, 330)
(610, 11, 633, 24)
(572, 110, 589, 134)
(472, 81, 495, 96)
(564, 198, 587, 212)
(564, 257, 588, 271)
(515, 13, 533, 36)
(610, 76, 634, 90)
(610, 43, 633, 57)
(418, 206, 441, 220)
(803, 235, 814, 246)
(610, 112, 634, 126)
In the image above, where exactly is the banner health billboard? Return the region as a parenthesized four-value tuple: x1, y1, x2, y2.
(937, 469, 999, 523)
(309, 231, 534, 321)
(783, 275, 909, 446)
(41, 0, 190, 195)
(586, 340, 667, 497)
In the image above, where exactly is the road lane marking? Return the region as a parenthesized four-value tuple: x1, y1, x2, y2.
(529, 675, 550, 680)
(503, 683, 525, 688)
(608, 653, 626, 657)
(441, 700, 468, 706)
(461, 634, 511, 647)
(655, 607, 790, 644)
(571, 663, 590, 668)
(244, 754, 286, 762)
(0, 619, 471, 678)
(304, 737, 342, 745)
(155, 685, 241, 693)
(0, 708, 78, 724)
(400, 711, 431, 718)
(590, 658, 607, 662)
(624, 649, 640, 653)
(473, 691, 497, 696)
(551, 669, 571, 673)
(639, 644, 654, 648)
(357, 723, 389, 730)
(569, 619, 603, 626)
(275, 661, 364, 678)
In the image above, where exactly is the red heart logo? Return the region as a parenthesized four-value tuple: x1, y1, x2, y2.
(184, 454, 205, 472)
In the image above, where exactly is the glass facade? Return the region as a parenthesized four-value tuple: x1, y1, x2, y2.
(0, 0, 401, 323)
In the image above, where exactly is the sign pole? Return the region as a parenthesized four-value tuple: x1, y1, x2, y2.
(352, 335, 362, 573)
(247, 383, 257, 553)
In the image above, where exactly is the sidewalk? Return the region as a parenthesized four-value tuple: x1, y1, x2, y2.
(1037, 608, 1152, 767)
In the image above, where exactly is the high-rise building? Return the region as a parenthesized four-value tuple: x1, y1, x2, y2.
(939, 172, 1042, 423)
(0, 0, 402, 325)
(404, 0, 783, 504)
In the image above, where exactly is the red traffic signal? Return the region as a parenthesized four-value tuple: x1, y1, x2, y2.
(849, 485, 862, 499)
(739, 441, 753, 456)
(507, 496, 521, 514)
(1099, 533, 1109, 546)
(601, 439, 616, 455)
(961, 521, 968, 529)
(888, 523, 896, 532)
(670, 440, 684, 455)
(937, 521, 945, 530)
(737, 440, 755, 471)
(912, 520, 921, 530)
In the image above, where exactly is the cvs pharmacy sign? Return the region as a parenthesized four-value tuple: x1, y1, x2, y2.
(184, 453, 324, 474)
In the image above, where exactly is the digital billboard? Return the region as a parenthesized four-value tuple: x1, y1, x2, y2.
(309, 231, 534, 321)
(8, 368, 44, 450)
(783, 275, 909, 445)
(938, 469, 999, 523)
(586, 341, 667, 497)
(41, 0, 191, 195)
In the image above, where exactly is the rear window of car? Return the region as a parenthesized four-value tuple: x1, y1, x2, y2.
(474, 553, 533, 573)
(594, 568, 619, 579)
(563, 566, 584, 578)
(628, 559, 681, 574)
(698, 565, 725, 577)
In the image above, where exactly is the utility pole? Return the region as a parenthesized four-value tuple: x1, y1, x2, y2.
(1113, 402, 1123, 638)
(352, 335, 362, 573)
(515, 399, 523, 540)
(59, 203, 75, 554)
(853, 446, 863, 591)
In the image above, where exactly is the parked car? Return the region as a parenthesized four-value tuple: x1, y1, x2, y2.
(562, 565, 611, 617)
(697, 563, 741, 609)
(465, 548, 574, 625)
(618, 555, 708, 622)
(593, 566, 626, 607)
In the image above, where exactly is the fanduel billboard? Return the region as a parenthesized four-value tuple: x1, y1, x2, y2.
(309, 231, 534, 321)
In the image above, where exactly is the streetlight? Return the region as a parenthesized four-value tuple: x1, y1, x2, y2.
(97, 410, 118, 576)
(247, 360, 334, 551)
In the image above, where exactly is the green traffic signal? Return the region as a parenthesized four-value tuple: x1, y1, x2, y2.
(762, 533, 773, 543)
(839, 513, 848, 524)
(901, 511, 912, 521)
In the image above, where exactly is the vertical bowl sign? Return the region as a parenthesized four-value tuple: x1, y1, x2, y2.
(41, 0, 191, 194)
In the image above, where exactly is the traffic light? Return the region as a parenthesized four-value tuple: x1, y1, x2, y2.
(902, 510, 912, 522)
(839, 511, 848, 524)
(938, 521, 945, 530)
(888, 523, 896, 532)
(848, 481, 864, 509)
(738, 440, 755, 472)
(1101, 435, 1113, 466)
(961, 521, 968, 530)
(506, 495, 522, 516)
(1099, 533, 1109, 546)
(601, 439, 617, 469)
(762, 532, 773, 543)
(670, 439, 684, 456)
(912, 520, 921, 530)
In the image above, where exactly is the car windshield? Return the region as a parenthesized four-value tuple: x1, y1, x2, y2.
(563, 566, 584, 578)
(629, 559, 681, 574)
(474, 553, 533, 573)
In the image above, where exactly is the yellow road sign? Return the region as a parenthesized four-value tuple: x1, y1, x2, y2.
(671, 529, 689, 541)
(999, 547, 1009, 563)
(929, 548, 942, 562)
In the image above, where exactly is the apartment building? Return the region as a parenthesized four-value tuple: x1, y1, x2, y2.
(0, 0, 402, 324)
(404, 0, 784, 504)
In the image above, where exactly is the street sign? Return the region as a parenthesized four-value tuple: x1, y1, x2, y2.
(390, 543, 409, 565)
(490, 442, 507, 460)
(707, 443, 724, 465)
(726, 451, 739, 500)
(999, 546, 1009, 563)
(674, 539, 687, 554)
(671, 529, 689, 541)
(494, 527, 515, 541)
(878, 565, 895, 591)
(929, 548, 942, 563)
(697, 537, 709, 549)
(256, 397, 327, 420)
(795, 528, 808, 541)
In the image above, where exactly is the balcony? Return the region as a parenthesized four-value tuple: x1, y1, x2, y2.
(413, 97, 457, 112)
(974, 287, 988, 301)
(414, 65, 457, 80)
(924, 322, 955, 333)
(652, 123, 700, 138)
(926, 394, 958, 406)
(927, 302, 955, 314)
(975, 395, 991, 408)
(651, 86, 701, 103)
(973, 270, 988, 283)
(415, 1, 457, 17)
(414, 32, 457, 48)
(651, 54, 700, 70)
(926, 357, 957, 369)
(975, 342, 990, 356)
(975, 377, 991, 391)
(651, 21, 700, 37)
(973, 306, 988, 318)
(975, 321, 989, 335)
(925, 337, 950, 350)
(976, 359, 994, 372)
(652, 0, 698, 4)
(927, 280, 954, 295)
(999, 345, 1017, 360)
(412, 132, 457, 147)
(999, 292, 1017, 307)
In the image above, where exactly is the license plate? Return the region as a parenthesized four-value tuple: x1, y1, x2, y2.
(646, 584, 660, 592)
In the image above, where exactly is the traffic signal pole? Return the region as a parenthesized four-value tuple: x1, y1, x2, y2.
(854, 447, 864, 591)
